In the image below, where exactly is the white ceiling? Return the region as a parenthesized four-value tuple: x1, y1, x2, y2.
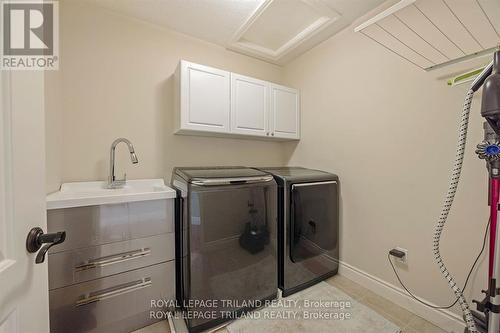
(86, 0, 387, 65)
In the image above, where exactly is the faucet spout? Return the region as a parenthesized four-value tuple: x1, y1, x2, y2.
(108, 138, 138, 188)
(130, 152, 138, 164)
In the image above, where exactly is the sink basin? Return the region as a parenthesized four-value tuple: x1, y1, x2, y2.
(46, 179, 176, 210)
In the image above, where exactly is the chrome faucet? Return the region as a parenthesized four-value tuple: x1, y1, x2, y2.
(108, 138, 138, 189)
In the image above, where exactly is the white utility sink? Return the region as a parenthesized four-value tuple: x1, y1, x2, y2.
(46, 179, 176, 210)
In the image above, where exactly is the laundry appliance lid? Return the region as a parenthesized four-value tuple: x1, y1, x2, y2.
(258, 167, 338, 183)
(174, 166, 273, 185)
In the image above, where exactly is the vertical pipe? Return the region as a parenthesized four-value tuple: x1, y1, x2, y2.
(490, 178, 500, 277)
(490, 180, 500, 333)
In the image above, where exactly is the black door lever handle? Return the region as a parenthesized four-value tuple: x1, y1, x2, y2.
(26, 227, 66, 264)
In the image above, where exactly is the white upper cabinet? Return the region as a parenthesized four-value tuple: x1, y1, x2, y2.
(175, 60, 300, 140)
(231, 73, 269, 137)
(270, 84, 300, 139)
(177, 61, 230, 133)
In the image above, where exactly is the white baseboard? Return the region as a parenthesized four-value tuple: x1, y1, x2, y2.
(338, 261, 466, 333)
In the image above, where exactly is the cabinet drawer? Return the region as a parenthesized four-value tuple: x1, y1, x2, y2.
(48, 233, 174, 290)
(47, 199, 173, 252)
(49, 261, 175, 333)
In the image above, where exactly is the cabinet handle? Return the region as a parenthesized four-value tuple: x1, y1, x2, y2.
(266, 132, 269, 136)
(74, 248, 151, 272)
(271, 133, 274, 136)
(76, 277, 152, 307)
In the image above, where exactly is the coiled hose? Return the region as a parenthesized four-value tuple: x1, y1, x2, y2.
(433, 89, 476, 332)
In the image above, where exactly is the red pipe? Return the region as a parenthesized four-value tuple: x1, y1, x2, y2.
(490, 178, 500, 278)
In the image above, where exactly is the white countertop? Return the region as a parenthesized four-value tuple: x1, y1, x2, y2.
(47, 179, 177, 210)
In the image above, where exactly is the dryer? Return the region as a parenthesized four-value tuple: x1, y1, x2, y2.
(259, 167, 339, 296)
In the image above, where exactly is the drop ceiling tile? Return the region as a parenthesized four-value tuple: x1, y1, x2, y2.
(241, 0, 323, 52)
(229, 0, 340, 61)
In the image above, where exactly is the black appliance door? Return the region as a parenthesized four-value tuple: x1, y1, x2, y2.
(290, 181, 338, 263)
(185, 181, 277, 331)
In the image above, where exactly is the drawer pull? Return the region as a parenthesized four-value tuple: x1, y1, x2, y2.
(74, 248, 151, 272)
(76, 277, 152, 307)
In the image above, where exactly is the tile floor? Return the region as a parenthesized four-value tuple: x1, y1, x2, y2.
(325, 275, 446, 333)
(133, 275, 447, 333)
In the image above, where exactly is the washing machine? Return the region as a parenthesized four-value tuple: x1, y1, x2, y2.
(259, 167, 339, 297)
(171, 167, 278, 332)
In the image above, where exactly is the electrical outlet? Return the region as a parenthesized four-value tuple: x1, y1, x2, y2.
(394, 247, 408, 263)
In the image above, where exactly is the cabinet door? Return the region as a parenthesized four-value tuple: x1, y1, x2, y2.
(270, 84, 300, 139)
(180, 61, 230, 133)
(230, 73, 269, 137)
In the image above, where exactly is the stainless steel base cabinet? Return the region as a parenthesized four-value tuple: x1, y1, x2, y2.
(49, 262, 174, 333)
(47, 199, 175, 333)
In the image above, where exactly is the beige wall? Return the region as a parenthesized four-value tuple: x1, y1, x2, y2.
(283, 26, 489, 315)
(45, 1, 288, 192)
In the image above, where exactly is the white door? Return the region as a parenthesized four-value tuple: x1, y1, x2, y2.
(230, 73, 269, 137)
(270, 84, 300, 140)
(180, 61, 230, 133)
(0, 71, 50, 333)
